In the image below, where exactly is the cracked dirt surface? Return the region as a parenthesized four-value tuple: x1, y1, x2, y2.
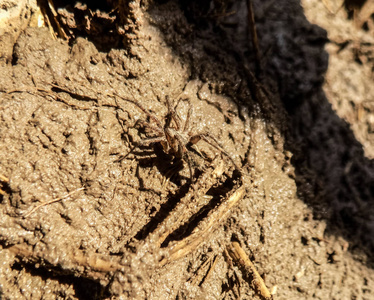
(0, 0, 374, 299)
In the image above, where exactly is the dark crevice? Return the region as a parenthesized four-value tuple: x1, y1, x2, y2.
(161, 174, 237, 247)
(10, 260, 105, 299)
(133, 179, 191, 241)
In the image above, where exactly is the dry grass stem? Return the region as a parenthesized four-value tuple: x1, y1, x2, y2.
(7, 243, 121, 284)
(145, 159, 225, 248)
(0, 173, 9, 195)
(227, 241, 272, 299)
(0, 174, 9, 182)
(160, 185, 245, 265)
(22, 187, 85, 217)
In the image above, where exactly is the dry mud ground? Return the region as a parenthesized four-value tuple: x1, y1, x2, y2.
(1, 0, 374, 299)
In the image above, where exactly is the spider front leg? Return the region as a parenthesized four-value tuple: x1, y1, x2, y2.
(183, 103, 193, 133)
(166, 129, 194, 181)
(183, 150, 194, 182)
(189, 133, 241, 173)
(134, 119, 163, 136)
(136, 136, 167, 147)
(116, 119, 165, 162)
(117, 135, 167, 162)
(166, 96, 182, 130)
(170, 97, 193, 133)
(114, 94, 165, 129)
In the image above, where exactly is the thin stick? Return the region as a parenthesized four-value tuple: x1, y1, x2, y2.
(146, 158, 224, 248)
(7, 243, 122, 284)
(0, 174, 9, 195)
(22, 187, 85, 217)
(0, 174, 9, 182)
(247, 0, 261, 76)
(190, 254, 214, 286)
(227, 241, 272, 299)
(202, 254, 219, 285)
(160, 185, 245, 265)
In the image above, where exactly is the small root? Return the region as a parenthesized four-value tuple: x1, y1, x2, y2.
(22, 187, 85, 217)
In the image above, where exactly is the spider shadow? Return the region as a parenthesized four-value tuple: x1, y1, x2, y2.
(131, 142, 214, 241)
(160, 175, 237, 247)
(2, 242, 105, 300)
(125, 142, 205, 188)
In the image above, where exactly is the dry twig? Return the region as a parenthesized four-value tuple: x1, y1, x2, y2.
(145, 158, 225, 248)
(22, 187, 85, 217)
(227, 241, 272, 299)
(0, 173, 9, 195)
(160, 185, 245, 265)
(7, 243, 122, 284)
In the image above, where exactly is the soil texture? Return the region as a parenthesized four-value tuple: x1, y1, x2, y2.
(0, 0, 374, 299)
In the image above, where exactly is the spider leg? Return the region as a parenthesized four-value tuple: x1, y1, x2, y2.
(134, 119, 163, 136)
(114, 94, 164, 129)
(161, 159, 184, 187)
(166, 96, 182, 130)
(190, 133, 241, 173)
(169, 131, 194, 181)
(116, 135, 166, 162)
(183, 149, 194, 182)
(169, 96, 192, 133)
(183, 104, 193, 133)
(115, 145, 137, 162)
(189, 143, 204, 159)
(174, 98, 183, 111)
(136, 136, 167, 147)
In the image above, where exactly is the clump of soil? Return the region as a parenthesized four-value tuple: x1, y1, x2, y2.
(0, 0, 373, 299)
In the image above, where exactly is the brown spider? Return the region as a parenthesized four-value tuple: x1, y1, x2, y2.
(116, 94, 240, 180)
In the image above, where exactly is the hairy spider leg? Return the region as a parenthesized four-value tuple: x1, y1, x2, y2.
(170, 130, 194, 180)
(190, 133, 241, 173)
(183, 149, 194, 182)
(134, 119, 164, 136)
(136, 136, 167, 147)
(165, 96, 182, 130)
(166, 96, 193, 134)
(183, 104, 193, 133)
(115, 94, 164, 129)
(116, 135, 166, 163)
(115, 94, 168, 149)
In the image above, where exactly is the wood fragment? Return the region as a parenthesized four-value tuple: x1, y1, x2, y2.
(160, 185, 245, 265)
(354, 0, 374, 28)
(0, 173, 9, 195)
(270, 285, 277, 296)
(202, 254, 219, 285)
(227, 241, 272, 299)
(6, 243, 121, 284)
(0, 174, 9, 182)
(143, 158, 225, 249)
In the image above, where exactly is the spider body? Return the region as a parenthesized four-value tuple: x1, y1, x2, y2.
(118, 95, 240, 180)
(163, 127, 186, 158)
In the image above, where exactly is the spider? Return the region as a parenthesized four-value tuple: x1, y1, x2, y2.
(116, 94, 240, 181)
